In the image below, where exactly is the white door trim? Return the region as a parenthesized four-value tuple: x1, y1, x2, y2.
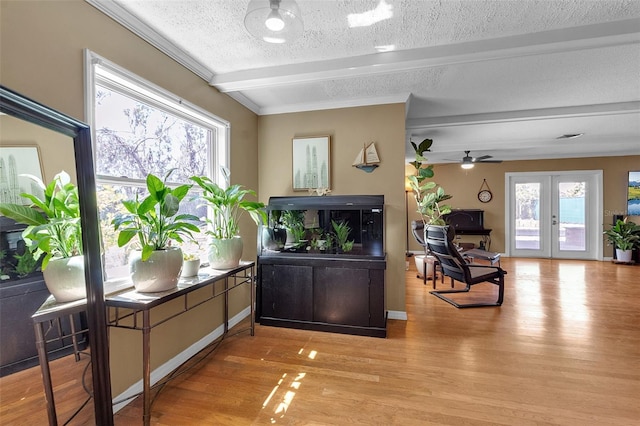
(505, 170, 603, 260)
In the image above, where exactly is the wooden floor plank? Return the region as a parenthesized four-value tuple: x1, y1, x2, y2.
(1, 258, 639, 425)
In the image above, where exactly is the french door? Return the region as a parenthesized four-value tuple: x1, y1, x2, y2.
(506, 171, 603, 260)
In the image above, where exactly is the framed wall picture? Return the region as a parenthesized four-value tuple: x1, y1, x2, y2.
(628, 170, 640, 216)
(0, 145, 45, 205)
(292, 136, 330, 191)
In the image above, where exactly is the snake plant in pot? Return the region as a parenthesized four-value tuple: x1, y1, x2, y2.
(0, 171, 85, 302)
(112, 170, 200, 292)
(190, 168, 266, 269)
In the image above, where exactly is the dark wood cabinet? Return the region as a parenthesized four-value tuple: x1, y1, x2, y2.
(261, 263, 313, 321)
(257, 195, 387, 337)
(257, 255, 386, 337)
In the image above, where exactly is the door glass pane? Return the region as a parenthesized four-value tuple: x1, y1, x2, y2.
(515, 183, 540, 249)
(558, 181, 586, 251)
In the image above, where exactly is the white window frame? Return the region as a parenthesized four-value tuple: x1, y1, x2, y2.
(83, 49, 229, 186)
(83, 50, 231, 279)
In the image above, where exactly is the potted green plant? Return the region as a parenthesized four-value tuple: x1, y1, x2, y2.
(407, 138, 452, 226)
(604, 218, 640, 262)
(281, 209, 305, 245)
(112, 170, 200, 292)
(0, 171, 85, 302)
(407, 139, 452, 277)
(181, 251, 201, 277)
(190, 167, 266, 269)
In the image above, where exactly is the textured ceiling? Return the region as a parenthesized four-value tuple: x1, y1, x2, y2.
(88, 0, 640, 164)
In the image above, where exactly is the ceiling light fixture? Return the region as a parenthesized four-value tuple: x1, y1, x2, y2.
(461, 151, 474, 169)
(245, 0, 303, 44)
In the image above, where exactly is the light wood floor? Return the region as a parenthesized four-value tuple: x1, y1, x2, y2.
(1, 257, 639, 425)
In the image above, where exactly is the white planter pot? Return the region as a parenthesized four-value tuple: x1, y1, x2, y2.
(129, 247, 183, 293)
(181, 258, 201, 277)
(616, 248, 633, 262)
(209, 236, 243, 269)
(42, 255, 86, 302)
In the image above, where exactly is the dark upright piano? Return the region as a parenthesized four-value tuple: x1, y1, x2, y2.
(443, 209, 492, 250)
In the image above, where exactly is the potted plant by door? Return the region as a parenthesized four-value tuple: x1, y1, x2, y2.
(190, 168, 266, 269)
(112, 171, 200, 292)
(0, 171, 86, 302)
(604, 218, 640, 262)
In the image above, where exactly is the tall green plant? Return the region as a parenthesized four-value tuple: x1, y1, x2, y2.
(0, 171, 81, 269)
(190, 168, 266, 240)
(408, 138, 452, 225)
(112, 170, 200, 261)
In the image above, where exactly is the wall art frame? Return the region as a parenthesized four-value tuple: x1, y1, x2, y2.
(0, 145, 45, 205)
(292, 135, 330, 191)
(628, 170, 640, 216)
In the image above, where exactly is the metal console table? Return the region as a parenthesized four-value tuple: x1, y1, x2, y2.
(105, 261, 255, 426)
(32, 297, 91, 426)
(31, 261, 255, 426)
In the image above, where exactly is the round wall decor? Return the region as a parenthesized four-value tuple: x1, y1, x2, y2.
(478, 179, 493, 203)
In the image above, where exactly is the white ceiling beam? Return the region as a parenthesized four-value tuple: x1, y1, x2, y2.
(259, 93, 411, 115)
(210, 19, 640, 92)
(406, 102, 640, 130)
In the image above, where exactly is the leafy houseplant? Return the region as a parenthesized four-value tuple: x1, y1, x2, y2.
(190, 168, 266, 269)
(113, 170, 200, 292)
(332, 220, 354, 253)
(14, 250, 39, 278)
(276, 209, 304, 246)
(604, 218, 640, 262)
(407, 138, 452, 225)
(0, 171, 86, 302)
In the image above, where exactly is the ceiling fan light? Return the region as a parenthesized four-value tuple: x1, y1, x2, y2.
(461, 162, 474, 169)
(245, 0, 303, 43)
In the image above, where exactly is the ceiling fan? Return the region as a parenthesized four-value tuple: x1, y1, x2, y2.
(449, 151, 503, 169)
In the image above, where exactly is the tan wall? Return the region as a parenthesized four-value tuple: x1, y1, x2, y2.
(0, 115, 76, 183)
(406, 155, 640, 257)
(1, 1, 258, 395)
(258, 104, 407, 312)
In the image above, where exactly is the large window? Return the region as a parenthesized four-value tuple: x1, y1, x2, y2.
(85, 50, 229, 280)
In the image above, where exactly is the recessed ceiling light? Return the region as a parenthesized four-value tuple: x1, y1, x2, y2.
(556, 133, 584, 139)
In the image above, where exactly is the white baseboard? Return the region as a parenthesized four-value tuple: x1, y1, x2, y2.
(387, 310, 407, 321)
(112, 305, 252, 413)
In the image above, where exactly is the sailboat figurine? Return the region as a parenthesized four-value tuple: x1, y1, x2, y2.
(352, 142, 380, 173)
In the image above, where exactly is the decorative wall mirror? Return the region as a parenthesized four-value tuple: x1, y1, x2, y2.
(0, 86, 113, 424)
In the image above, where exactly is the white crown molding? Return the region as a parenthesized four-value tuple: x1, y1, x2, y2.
(406, 101, 640, 130)
(211, 18, 640, 92)
(224, 91, 261, 115)
(259, 93, 411, 115)
(85, 0, 214, 82)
